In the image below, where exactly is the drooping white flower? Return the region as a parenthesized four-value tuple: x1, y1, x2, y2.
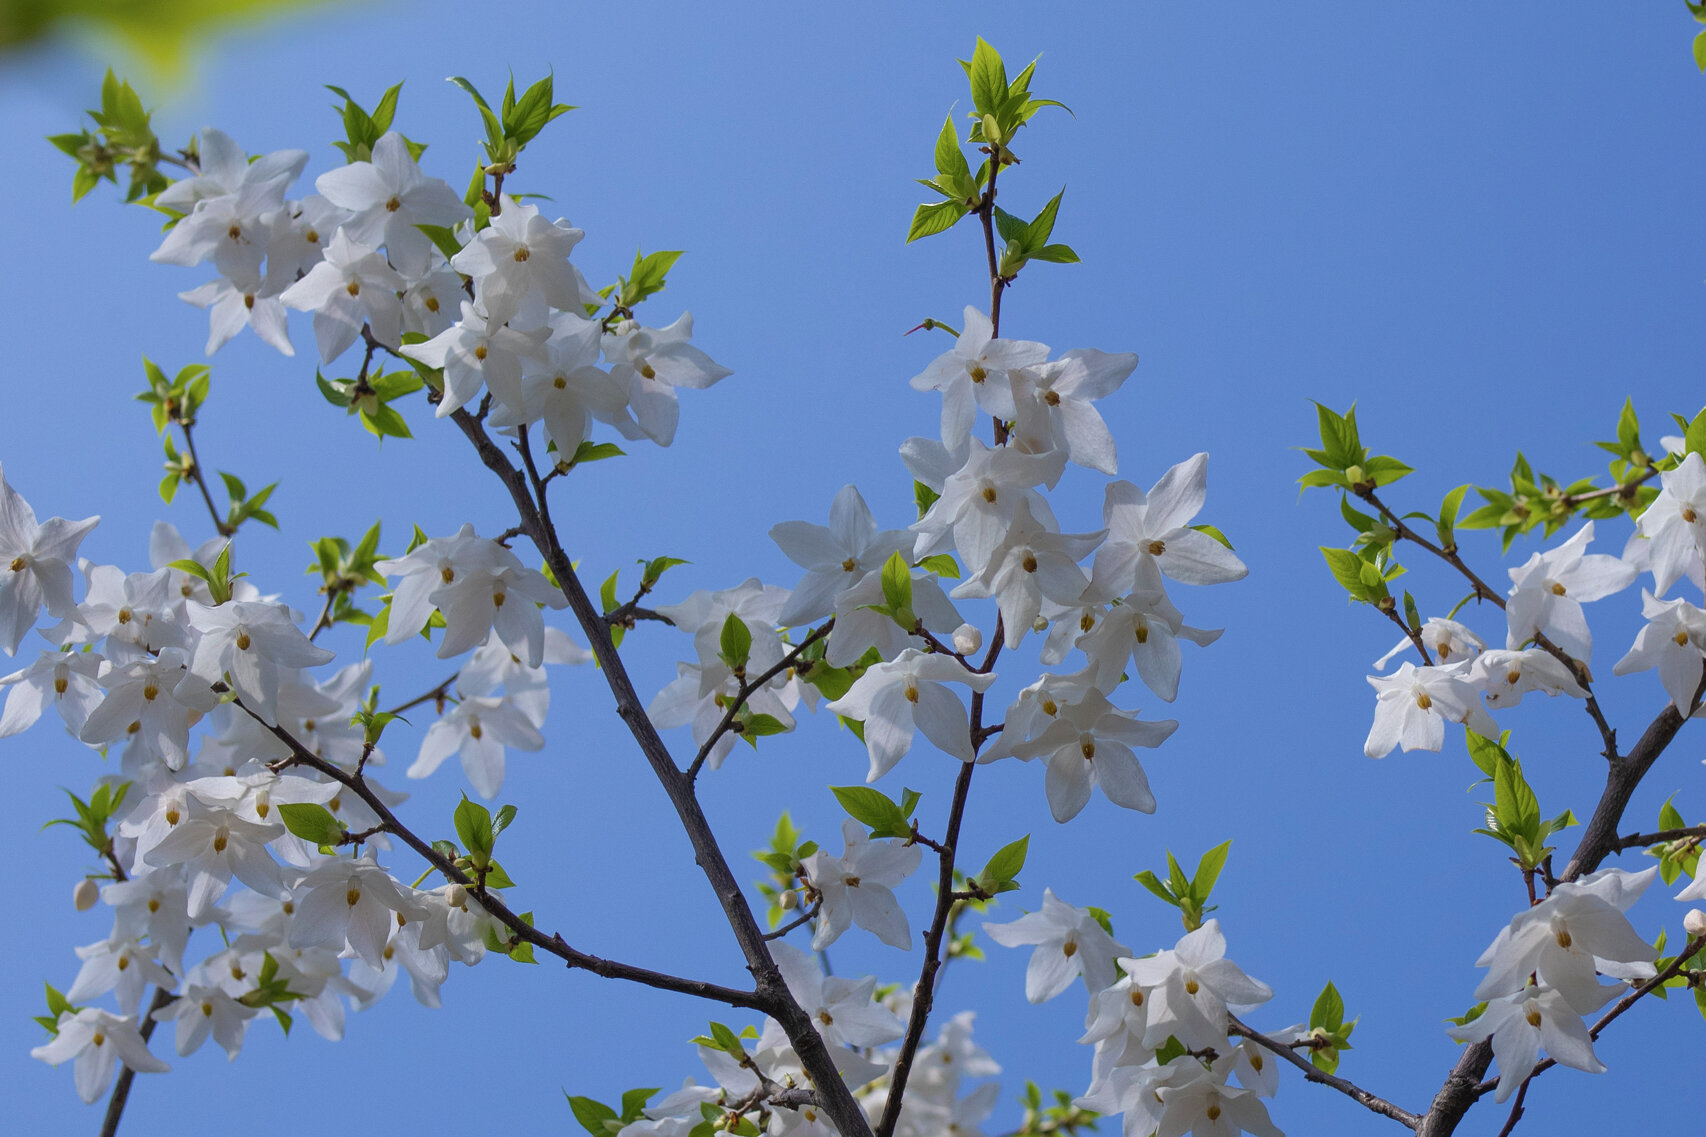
(289, 850, 432, 969)
(1121, 918, 1273, 1050)
(604, 314, 732, 447)
(410, 692, 545, 798)
(1008, 348, 1136, 474)
(1446, 986, 1604, 1103)
(952, 497, 1104, 649)
(802, 817, 922, 950)
(177, 599, 336, 726)
(983, 888, 1131, 1003)
(314, 131, 470, 277)
(910, 305, 1049, 449)
(770, 942, 907, 1049)
(0, 465, 99, 656)
(1086, 454, 1247, 601)
(1373, 616, 1484, 671)
(824, 648, 998, 780)
(1612, 590, 1706, 715)
(1363, 660, 1497, 758)
(30, 1008, 170, 1103)
(1473, 867, 1657, 1012)
(1011, 686, 1176, 822)
(1504, 522, 1636, 662)
(451, 195, 597, 323)
(278, 229, 406, 363)
(1470, 648, 1586, 711)
(770, 485, 913, 627)
(1633, 450, 1706, 597)
(152, 983, 256, 1059)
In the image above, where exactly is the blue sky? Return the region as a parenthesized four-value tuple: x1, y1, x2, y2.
(3, 3, 1705, 1134)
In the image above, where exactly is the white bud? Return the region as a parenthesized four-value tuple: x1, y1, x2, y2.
(1031, 615, 1050, 633)
(72, 878, 99, 912)
(779, 889, 800, 911)
(951, 623, 982, 656)
(444, 883, 470, 910)
(1685, 908, 1706, 938)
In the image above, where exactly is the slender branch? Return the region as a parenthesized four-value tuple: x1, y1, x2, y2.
(1560, 464, 1660, 508)
(686, 620, 835, 782)
(762, 901, 822, 942)
(1416, 693, 1700, 1136)
(1382, 604, 1433, 666)
(1357, 486, 1617, 758)
(1470, 934, 1706, 1102)
(307, 594, 335, 642)
(876, 628, 1004, 1137)
(1609, 825, 1706, 853)
(98, 986, 175, 1137)
(382, 673, 459, 718)
(1492, 1078, 1530, 1137)
(1228, 1017, 1420, 1129)
(443, 406, 876, 1137)
(249, 706, 769, 1010)
(177, 421, 232, 538)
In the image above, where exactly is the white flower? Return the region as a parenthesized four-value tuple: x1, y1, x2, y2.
(1612, 590, 1706, 715)
(152, 983, 256, 1059)
(983, 888, 1131, 1002)
(1008, 348, 1135, 474)
(1505, 522, 1636, 662)
(1011, 687, 1176, 822)
(177, 599, 336, 726)
(278, 229, 406, 363)
(1471, 648, 1586, 710)
(410, 692, 545, 798)
(824, 648, 998, 780)
(1374, 616, 1483, 670)
(1121, 918, 1273, 1050)
(1086, 454, 1247, 601)
(1633, 450, 1706, 597)
(289, 850, 432, 969)
(604, 314, 732, 447)
(952, 497, 1104, 649)
(802, 818, 922, 950)
(30, 1008, 170, 1103)
(1363, 660, 1497, 758)
(1474, 868, 1657, 1012)
(1446, 986, 1604, 1103)
(0, 465, 99, 656)
(770, 485, 912, 627)
(314, 131, 470, 277)
(451, 195, 597, 323)
(770, 942, 906, 1049)
(910, 305, 1049, 449)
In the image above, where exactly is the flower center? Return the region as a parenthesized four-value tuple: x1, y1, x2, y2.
(474, 345, 488, 361)
(640, 362, 657, 380)
(1134, 620, 1149, 645)
(305, 228, 320, 244)
(1062, 939, 1078, 958)
(1685, 507, 1699, 523)
(1548, 580, 1566, 596)
(1147, 540, 1165, 556)
(968, 364, 987, 383)
(1021, 552, 1039, 573)
(554, 374, 567, 389)
(1525, 1006, 1542, 1028)
(1415, 692, 1433, 710)
(425, 295, 440, 312)
(512, 245, 531, 262)
(1677, 630, 1692, 647)
(385, 195, 402, 212)
(8, 555, 24, 572)
(244, 293, 255, 309)
(346, 280, 361, 297)
(346, 887, 362, 907)
(1044, 390, 1060, 406)
(842, 557, 858, 573)
(441, 566, 456, 583)
(143, 684, 158, 702)
(236, 632, 251, 651)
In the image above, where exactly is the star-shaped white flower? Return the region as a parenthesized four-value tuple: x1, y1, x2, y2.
(824, 648, 998, 780)
(983, 888, 1131, 1003)
(1505, 522, 1636, 662)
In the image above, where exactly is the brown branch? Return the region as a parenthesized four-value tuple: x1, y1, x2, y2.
(98, 986, 175, 1137)
(1609, 825, 1706, 854)
(875, 626, 1004, 1137)
(686, 620, 835, 782)
(248, 706, 770, 1010)
(177, 421, 233, 538)
(1228, 1017, 1420, 1129)
(443, 407, 875, 1137)
(1470, 934, 1706, 1102)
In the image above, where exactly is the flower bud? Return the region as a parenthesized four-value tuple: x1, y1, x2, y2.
(952, 623, 982, 656)
(1685, 908, 1706, 938)
(73, 878, 99, 912)
(445, 883, 470, 911)
(779, 889, 799, 911)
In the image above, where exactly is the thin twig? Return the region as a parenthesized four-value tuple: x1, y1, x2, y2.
(178, 421, 232, 538)
(1228, 1017, 1420, 1129)
(686, 620, 835, 782)
(98, 987, 175, 1137)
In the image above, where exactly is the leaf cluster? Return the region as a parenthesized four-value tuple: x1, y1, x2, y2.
(1467, 730, 1575, 870)
(43, 780, 130, 857)
(326, 81, 424, 164)
(49, 70, 168, 204)
(1132, 840, 1230, 932)
(1304, 980, 1357, 1074)
(449, 72, 575, 175)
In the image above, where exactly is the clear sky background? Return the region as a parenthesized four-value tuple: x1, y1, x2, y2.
(2, 4, 1705, 1135)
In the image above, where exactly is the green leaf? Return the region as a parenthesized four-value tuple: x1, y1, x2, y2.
(933, 115, 971, 183)
(622, 249, 685, 308)
(830, 785, 910, 838)
(1685, 408, 1706, 460)
(570, 441, 625, 467)
(967, 37, 1009, 118)
(979, 834, 1029, 890)
(906, 199, 967, 243)
(1695, 28, 1706, 71)
(278, 803, 344, 846)
(1320, 547, 1372, 599)
(914, 480, 941, 519)
(493, 804, 518, 837)
(454, 795, 494, 865)
(568, 1096, 619, 1137)
(917, 553, 961, 580)
(881, 550, 914, 616)
(1132, 869, 1177, 906)
(1192, 840, 1231, 900)
(1310, 981, 1345, 1032)
(719, 613, 752, 669)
